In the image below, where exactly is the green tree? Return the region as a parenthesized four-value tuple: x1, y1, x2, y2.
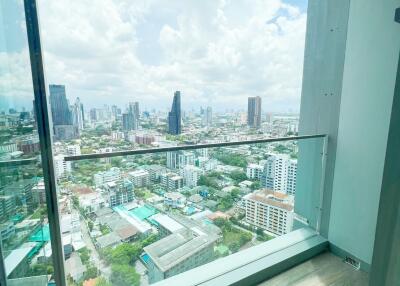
(110, 264, 140, 286)
(250, 181, 261, 190)
(229, 171, 247, 182)
(84, 265, 99, 280)
(95, 277, 112, 286)
(88, 221, 94, 232)
(78, 247, 91, 265)
(109, 243, 142, 265)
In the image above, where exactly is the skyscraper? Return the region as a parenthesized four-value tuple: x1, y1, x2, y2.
(247, 96, 262, 128)
(130, 102, 140, 130)
(72, 97, 84, 130)
(168, 91, 181, 135)
(123, 102, 139, 131)
(201, 106, 212, 127)
(49, 84, 78, 140)
(49, 84, 72, 126)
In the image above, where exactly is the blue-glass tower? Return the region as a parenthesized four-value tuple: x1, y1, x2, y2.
(168, 91, 181, 135)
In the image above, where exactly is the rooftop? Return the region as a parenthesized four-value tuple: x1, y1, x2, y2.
(96, 232, 121, 248)
(143, 228, 219, 272)
(5, 242, 36, 276)
(244, 189, 294, 211)
(151, 213, 184, 233)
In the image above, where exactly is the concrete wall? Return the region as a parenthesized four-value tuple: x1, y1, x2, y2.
(328, 0, 400, 265)
(297, 0, 350, 234)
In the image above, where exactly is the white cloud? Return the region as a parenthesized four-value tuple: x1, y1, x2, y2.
(1, 0, 307, 113)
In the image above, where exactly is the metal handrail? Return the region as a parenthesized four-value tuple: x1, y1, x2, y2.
(64, 134, 327, 161)
(0, 158, 37, 168)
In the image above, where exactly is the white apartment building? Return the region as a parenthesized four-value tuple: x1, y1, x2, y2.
(129, 170, 150, 188)
(94, 167, 121, 187)
(66, 144, 81, 156)
(243, 190, 294, 236)
(111, 131, 125, 141)
(262, 154, 298, 195)
(178, 151, 195, 168)
(164, 192, 186, 208)
(180, 165, 204, 188)
(54, 154, 71, 179)
(161, 173, 184, 191)
(246, 163, 264, 180)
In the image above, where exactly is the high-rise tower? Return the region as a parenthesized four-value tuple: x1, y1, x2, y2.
(49, 84, 72, 125)
(168, 91, 181, 135)
(247, 96, 262, 128)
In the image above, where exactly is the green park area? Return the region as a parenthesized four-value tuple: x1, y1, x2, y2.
(214, 218, 252, 253)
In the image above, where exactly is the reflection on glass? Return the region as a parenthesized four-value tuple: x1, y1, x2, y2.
(0, 1, 55, 285)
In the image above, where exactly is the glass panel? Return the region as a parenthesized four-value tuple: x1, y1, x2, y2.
(37, 0, 307, 152)
(0, 1, 56, 285)
(62, 137, 324, 285)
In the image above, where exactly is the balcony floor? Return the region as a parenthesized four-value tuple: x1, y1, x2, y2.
(258, 252, 369, 286)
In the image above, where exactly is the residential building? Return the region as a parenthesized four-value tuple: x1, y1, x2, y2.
(180, 165, 203, 188)
(246, 163, 264, 180)
(167, 91, 181, 135)
(247, 96, 262, 128)
(129, 170, 150, 188)
(93, 167, 121, 187)
(0, 195, 15, 222)
(135, 134, 155, 145)
(150, 213, 184, 238)
(104, 179, 134, 207)
(164, 192, 186, 208)
(262, 154, 297, 195)
(3, 179, 37, 214)
(144, 227, 219, 283)
(243, 190, 294, 236)
(178, 151, 195, 168)
(161, 173, 184, 191)
(54, 155, 72, 179)
(0, 222, 15, 243)
(66, 145, 81, 156)
(141, 165, 168, 182)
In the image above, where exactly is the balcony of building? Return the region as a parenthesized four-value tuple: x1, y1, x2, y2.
(0, 0, 400, 286)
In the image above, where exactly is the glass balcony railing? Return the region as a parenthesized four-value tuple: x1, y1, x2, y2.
(52, 135, 327, 285)
(0, 159, 56, 285)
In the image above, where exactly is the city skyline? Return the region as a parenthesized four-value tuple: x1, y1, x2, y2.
(0, 0, 307, 113)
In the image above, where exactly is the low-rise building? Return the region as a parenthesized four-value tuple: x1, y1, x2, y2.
(143, 220, 220, 284)
(164, 192, 186, 208)
(65, 252, 87, 282)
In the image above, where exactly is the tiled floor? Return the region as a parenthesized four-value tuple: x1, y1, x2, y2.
(258, 252, 369, 286)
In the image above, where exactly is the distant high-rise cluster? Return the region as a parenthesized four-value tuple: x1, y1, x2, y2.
(123, 101, 140, 131)
(247, 96, 262, 129)
(168, 91, 182, 135)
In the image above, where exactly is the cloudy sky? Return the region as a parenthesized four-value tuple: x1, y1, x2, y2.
(0, 0, 307, 113)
